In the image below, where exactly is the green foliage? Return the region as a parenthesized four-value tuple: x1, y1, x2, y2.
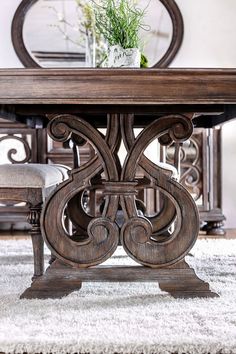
(93, 0, 147, 50)
(140, 53, 148, 68)
(75, 0, 95, 32)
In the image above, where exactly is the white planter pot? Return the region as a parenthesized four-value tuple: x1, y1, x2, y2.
(107, 45, 140, 68)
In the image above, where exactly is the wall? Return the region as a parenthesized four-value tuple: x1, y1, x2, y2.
(0, 0, 236, 227)
(0, 1, 23, 68)
(172, 0, 236, 228)
(172, 0, 236, 68)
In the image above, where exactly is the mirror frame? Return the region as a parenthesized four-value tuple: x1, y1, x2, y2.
(11, 0, 184, 68)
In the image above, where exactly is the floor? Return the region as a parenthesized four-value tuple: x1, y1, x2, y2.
(1, 235, 236, 353)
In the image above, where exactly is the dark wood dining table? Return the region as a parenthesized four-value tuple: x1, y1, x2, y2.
(1, 68, 236, 299)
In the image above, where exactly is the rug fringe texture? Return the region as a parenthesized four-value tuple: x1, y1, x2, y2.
(0, 239, 236, 354)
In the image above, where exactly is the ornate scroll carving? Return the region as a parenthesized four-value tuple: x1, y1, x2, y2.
(120, 115, 199, 267)
(166, 131, 203, 202)
(121, 114, 177, 235)
(42, 114, 120, 268)
(0, 134, 31, 163)
(42, 113, 199, 270)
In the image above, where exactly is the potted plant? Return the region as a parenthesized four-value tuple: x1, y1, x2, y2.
(93, 0, 149, 67)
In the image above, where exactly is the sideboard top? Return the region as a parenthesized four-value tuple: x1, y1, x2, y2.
(0, 68, 235, 105)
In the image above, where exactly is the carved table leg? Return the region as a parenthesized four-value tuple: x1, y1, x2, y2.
(21, 113, 218, 299)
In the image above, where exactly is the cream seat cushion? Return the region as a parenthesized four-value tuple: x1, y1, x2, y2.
(0, 164, 69, 188)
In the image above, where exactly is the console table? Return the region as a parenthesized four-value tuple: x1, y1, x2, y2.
(1, 68, 236, 299)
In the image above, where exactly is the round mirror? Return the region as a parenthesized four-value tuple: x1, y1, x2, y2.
(12, 0, 183, 68)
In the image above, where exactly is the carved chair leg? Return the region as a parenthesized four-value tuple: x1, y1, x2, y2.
(28, 205, 44, 280)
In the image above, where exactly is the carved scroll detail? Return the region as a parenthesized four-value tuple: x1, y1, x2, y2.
(120, 115, 199, 268)
(121, 115, 187, 235)
(166, 132, 203, 201)
(42, 113, 199, 269)
(42, 114, 120, 268)
(0, 134, 31, 163)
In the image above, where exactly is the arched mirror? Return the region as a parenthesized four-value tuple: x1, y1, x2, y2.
(12, 0, 183, 68)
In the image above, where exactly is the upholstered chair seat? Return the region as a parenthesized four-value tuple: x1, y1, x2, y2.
(0, 163, 69, 279)
(0, 163, 68, 188)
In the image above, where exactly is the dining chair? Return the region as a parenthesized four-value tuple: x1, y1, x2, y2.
(0, 163, 69, 280)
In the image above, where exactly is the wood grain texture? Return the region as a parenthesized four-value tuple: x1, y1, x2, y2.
(20, 259, 218, 299)
(41, 114, 199, 269)
(0, 69, 236, 105)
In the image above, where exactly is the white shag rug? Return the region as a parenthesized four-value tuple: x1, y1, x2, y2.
(0, 238, 236, 354)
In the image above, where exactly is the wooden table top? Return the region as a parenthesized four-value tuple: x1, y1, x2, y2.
(0, 69, 235, 128)
(0, 68, 235, 105)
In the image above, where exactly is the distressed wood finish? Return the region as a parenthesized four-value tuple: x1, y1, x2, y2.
(1, 69, 236, 299)
(40, 114, 199, 270)
(21, 259, 217, 300)
(0, 69, 236, 105)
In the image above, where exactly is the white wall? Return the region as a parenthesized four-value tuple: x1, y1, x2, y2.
(172, 0, 236, 228)
(0, 1, 23, 68)
(172, 0, 236, 68)
(0, 0, 236, 227)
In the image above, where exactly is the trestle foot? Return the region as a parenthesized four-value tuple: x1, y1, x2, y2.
(20, 261, 82, 299)
(20, 259, 218, 299)
(158, 261, 218, 298)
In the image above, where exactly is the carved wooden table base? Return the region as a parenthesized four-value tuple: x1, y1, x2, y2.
(21, 113, 218, 299)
